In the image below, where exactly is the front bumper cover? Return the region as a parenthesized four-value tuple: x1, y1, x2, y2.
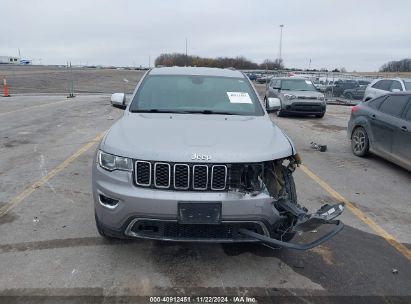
(239, 202, 345, 250)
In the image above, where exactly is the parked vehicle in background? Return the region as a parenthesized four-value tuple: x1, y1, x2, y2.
(246, 73, 257, 81)
(256, 74, 273, 84)
(325, 80, 359, 97)
(264, 77, 326, 118)
(363, 78, 411, 101)
(348, 92, 411, 171)
(343, 85, 367, 100)
(94, 67, 344, 248)
(358, 80, 371, 86)
(316, 77, 341, 92)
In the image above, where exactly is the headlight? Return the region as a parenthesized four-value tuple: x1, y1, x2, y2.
(97, 150, 132, 171)
(284, 94, 297, 100)
(317, 95, 325, 100)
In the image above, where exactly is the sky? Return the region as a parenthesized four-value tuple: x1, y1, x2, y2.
(1, 0, 410, 71)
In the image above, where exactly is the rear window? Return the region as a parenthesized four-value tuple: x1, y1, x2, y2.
(367, 96, 386, 109)
(378, 95, 409, 117)
(129, 75, 264, 116)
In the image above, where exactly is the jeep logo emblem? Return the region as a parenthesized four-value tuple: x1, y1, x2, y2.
(191, 153, 211, 161)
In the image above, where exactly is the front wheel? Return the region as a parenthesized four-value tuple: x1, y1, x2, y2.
(351, 127, 370, 157)
(315, 112, 325, 118)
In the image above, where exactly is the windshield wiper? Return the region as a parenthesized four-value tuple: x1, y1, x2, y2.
(131, 109, 237, 115)
(182, 110, 237, 115)
(130, 109, 192, 114)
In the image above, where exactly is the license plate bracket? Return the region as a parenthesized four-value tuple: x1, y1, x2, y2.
(178, 202, 222, 224)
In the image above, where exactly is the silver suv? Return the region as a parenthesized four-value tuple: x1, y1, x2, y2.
(92, 67, 343, 249)
(264, 77, 326, 118)
(363, 78, 411, 101)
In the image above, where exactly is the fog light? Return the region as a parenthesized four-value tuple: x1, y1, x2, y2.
(99, 194, 119, 209)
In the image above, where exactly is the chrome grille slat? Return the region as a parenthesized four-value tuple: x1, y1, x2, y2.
(135, 161, 151, 186)
(174, 164, 190, 190)
(135, 161, 227, 191)
(211, 165, 227, 190)
(192, 165, 208, 190)
(154, 162, 171, 188)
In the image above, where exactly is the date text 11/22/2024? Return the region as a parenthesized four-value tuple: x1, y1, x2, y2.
(149, 296, 257, 303)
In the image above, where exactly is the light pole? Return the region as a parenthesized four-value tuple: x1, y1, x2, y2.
(279, 24, 284, 64)
(185, 37, 188, 67)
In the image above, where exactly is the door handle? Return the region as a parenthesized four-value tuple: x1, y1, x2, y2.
(371, 114, 376, 120)
(401, 126, 408, 131)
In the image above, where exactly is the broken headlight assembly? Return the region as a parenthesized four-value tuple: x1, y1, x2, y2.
(228, 154, 301, 198)
(229, 154, 345, 250)
(97, 150, 132, 172)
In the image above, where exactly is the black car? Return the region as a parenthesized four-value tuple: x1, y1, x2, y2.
(326, 80, 359, 97)
(347, 92, 411, 171)
(343, 85, 367, 100)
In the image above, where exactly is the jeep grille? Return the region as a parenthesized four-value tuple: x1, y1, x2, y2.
(134, 161, 227, 191)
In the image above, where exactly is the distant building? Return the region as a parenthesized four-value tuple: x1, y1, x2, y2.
(0, 56, 20, 64)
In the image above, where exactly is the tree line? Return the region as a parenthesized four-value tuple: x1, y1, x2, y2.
(154, 53, 284, 70)
(380, 59, 411, 72)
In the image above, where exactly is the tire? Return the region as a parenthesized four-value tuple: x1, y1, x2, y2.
(325, 90, 333, 98)
(351, 126, 370, 157)
(276, 110, 284, 117)
(274, 168, 297, 242)
(345, 92, 354, 100)
(315, 112, 325, 118)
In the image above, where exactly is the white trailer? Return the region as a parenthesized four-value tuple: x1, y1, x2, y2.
(0, 56, 20, 64)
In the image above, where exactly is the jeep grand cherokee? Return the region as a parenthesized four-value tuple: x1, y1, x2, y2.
(92, 67, 344, 249)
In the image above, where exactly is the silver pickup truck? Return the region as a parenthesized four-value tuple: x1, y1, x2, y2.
(92, 67, 344, 250)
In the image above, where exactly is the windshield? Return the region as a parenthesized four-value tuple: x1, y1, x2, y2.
(281, 79, 317, 91)
(404, 81, 411, 91)
(129, 75, 264, 116)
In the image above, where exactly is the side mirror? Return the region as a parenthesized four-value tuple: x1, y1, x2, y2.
(267, 97, 281, 112)
(111, 93, 126, 108)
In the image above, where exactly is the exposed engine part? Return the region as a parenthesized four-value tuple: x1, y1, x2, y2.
(228, 154, 301, 198)
(229, 163, 264, 194)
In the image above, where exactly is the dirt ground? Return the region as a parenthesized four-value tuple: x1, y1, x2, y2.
(0, 65, 145, 94)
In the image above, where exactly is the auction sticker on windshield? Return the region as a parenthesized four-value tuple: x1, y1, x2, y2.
(227, 92, 252, 104)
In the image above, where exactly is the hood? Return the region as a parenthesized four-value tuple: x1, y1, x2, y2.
(101, 112, 294, 163)
(282, 90, 324, 99)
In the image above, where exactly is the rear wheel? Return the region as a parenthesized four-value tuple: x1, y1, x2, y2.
(345, 92, 354, 100)
(351, 127, 370, 157)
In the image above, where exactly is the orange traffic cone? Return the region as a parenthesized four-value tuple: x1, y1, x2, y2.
(3, 78, 10, 97)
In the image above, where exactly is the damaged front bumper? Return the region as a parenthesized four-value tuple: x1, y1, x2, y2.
(239, 201, 345, 250)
